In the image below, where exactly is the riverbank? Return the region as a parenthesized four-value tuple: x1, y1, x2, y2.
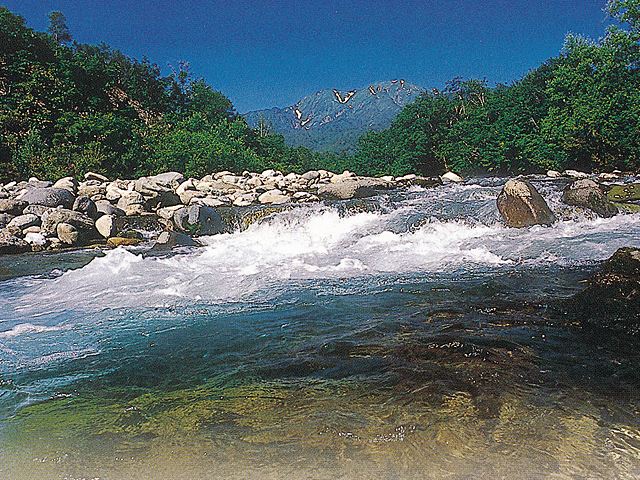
(2, 167, 639, 256)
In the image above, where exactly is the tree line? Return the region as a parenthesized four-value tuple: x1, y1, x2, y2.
(1, 1, 639, 183)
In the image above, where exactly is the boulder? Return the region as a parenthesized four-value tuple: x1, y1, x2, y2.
(107, 237, 143, 247)
(607, 183, 640, 203)
(56, 223, 79, 245)
(24, 231, 46, 247)
(441, 172, 464, 183)
(497, 179, 556, 228)
(22, 204, 50, 217)
(173, 205, 225, 236)
(0, 199, 27, 215)
(258, 189, 291, 205)
(41, 208, 97, 239)
(95, 214, 118, 239)
(151, 231, 201, 250)
(117, 191, 146, 215)
(317, 180, 378, 200)
(95, 200, 125, 216)
(52, 176, 78, 194)
(0, 213, 14, 227)
(565, 247, 640, 334)
(19, 187, 75, 209)
(0, 229, 30, 254)
(561, 178, 618, 218)
(73, 195, 99, 220)
(7, 214, 41, 232)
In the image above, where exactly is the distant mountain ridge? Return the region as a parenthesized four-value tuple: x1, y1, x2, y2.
(242, 80, 425, 153)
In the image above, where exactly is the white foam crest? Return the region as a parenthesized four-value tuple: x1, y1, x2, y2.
(0, 323, 64, 338)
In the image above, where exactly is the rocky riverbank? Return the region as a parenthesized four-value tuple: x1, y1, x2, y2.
(1, 167, 639, 256)
(0, 169, 452, 255)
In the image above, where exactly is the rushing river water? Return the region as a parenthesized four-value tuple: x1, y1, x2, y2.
(1, 176, 640, 479)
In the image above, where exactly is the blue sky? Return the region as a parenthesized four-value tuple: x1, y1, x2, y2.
(4, 0, 613, 112)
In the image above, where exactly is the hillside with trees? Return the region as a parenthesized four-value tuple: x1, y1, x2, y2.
(1, 0, 639, 182)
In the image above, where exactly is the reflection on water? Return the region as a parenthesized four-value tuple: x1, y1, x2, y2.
(1, 177, 640, 479)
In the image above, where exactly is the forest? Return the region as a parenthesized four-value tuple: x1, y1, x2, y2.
(1, 0, 639, 182)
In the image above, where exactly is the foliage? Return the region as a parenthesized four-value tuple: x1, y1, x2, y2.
(1, 1, 639, 182)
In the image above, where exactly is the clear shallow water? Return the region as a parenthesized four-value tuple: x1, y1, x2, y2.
(1, 177, 640, 479)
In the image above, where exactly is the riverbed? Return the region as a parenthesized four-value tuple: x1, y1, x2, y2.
(1, 176, 639, 479)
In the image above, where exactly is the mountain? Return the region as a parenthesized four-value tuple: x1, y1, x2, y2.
(242, 80, 425, 154)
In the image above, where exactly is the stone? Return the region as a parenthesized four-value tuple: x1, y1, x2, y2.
(73, 195, 99, 220)
(563, 169, 589, 179)
(52, 176, 78, 194)
(24, 232, 46, 246)
(301, 171, 321, 183)
(95, 214, 118, 239)
(19, 187, 75, 209)
(56, 223, 79, 245)
(107, 237, 143, 247)
(607, 183, 640, 203)
(22, 204, 50, 217)
(78, 182, 107, 198)
(258, 189, 291, 205)
(441, 171, 464, 183)
(117, 191, 146, 215)
(95, 200, 125, 216)
(152, 231, 201, 250)
(0, 229, 30, 254)
(0, 199, 27, 215)
(397, 175, 442, 188)
(173, 205, 225, 236)
(496, 179, 556, 228)
(41, 208, 96, 239)
(565, 247, 640, 334)
(147, 171, 185, 189)
(547, 170, 562, 178)
(84, 171, 109, 182)
(0, 213, 14, 227)
(561, 178, 618, 218)
(317, 180, 378, 200)
(7, 214, 41, 231)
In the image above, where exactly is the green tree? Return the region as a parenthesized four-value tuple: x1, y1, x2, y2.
(46, 11, 71, 44)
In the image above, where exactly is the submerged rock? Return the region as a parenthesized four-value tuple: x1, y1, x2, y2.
(496, 179, 556, 228)
(561, 178, 618, 218)
(565, 247, 640, 334)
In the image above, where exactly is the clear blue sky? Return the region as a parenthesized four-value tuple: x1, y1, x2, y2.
(3, 0, 613, 113)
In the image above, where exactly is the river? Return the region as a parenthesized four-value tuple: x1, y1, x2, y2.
(1, 175, 639, 479)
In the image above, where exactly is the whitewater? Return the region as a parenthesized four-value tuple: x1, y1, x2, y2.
(1, 176, 639, 479)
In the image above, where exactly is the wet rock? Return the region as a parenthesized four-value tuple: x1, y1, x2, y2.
(0, 229, 30, 254)
(107, 237, 143, 247)
(497, 179, 556, 228)
(561, 178, 618, 218)
(441, 171, 464, 183)
(0, 199, 27, 215)
(607, 183, 640, 203)
(565, 247, 640, 334)
(173, 205, 225, 236)
(152, 231, 201, 250)
(19, 187, 75, 209)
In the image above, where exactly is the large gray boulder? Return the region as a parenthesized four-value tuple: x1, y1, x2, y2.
(317, 179, 382, 200)
(561, 179, 618, 218)
(173, 205, 225, 236)
(497, 179, 556, 228)
(73, 195, 99, 220)
(19, 187, 75, 209)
